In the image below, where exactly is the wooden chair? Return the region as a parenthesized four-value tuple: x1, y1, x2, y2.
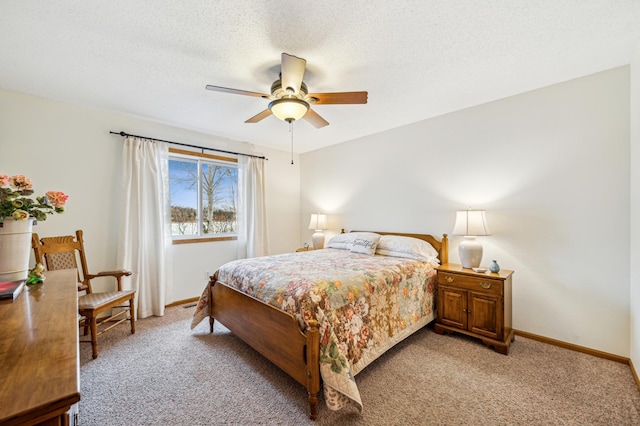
(31, 230, 136, 359)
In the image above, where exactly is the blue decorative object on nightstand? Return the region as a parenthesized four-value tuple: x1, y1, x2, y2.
(489, 260, 500, 273)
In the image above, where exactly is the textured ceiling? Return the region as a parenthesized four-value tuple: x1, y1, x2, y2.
(1, 1, 639, 153)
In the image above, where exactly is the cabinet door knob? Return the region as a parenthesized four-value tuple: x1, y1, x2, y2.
(445, 276, 454, 283)
(479, 282, 491, 289)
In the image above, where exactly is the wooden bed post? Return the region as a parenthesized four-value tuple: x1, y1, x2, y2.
(208, 273, 217, 333)
(441, 233, 449, 265)
(306, 320, 320, 420)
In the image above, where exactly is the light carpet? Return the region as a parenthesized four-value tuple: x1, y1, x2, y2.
(78, 304, 640, 425)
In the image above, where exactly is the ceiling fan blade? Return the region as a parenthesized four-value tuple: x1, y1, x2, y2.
(303, 108, 329, 128)
(245, 109, 273, 123)
(307, 91, 368, 105)
(206, 85, 268, 98)
(281, 53, 306, 95)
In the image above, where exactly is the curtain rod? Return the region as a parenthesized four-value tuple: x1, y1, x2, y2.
(109, 131, 268, 160)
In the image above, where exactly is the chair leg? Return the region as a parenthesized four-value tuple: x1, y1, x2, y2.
(89, 316, 99, 359)
(129, 296, 136, 334)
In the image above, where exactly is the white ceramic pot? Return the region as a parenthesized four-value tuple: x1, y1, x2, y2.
(0, 217, 35, 281)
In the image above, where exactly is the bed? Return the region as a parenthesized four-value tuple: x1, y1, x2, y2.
(191, 231, 448, 419)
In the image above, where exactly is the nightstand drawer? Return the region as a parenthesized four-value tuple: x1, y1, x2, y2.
(437, 273, 503, 295)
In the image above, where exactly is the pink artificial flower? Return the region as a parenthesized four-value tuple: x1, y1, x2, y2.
(0, 174, 10, 187)
(11, 175, 33, 190)
(45, 191, 69, 207)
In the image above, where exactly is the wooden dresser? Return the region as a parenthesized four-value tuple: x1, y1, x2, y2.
(0, 269, 80, 425)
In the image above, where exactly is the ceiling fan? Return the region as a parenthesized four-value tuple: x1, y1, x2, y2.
(205, 53, 368, 128)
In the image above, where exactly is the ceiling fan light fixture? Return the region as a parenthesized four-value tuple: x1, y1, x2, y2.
(268, 98, 309, 122)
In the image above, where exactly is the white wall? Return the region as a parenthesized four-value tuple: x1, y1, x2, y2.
(0, 88, 300, 302)
(301, 67, 631, 356)
(630, 44, 640, 371)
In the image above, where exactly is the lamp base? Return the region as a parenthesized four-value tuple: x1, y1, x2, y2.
(458, 237, 483, 269)
(311, 231, 325, 250)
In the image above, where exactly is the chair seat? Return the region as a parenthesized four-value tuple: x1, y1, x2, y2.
(78, 290, 135, 310)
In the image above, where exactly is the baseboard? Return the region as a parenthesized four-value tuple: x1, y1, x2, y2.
(166, 296, 199, 308)
(631, 359, 640, 392)
(514, 329, 629, 364)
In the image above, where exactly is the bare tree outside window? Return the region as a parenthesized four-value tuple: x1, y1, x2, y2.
(169, 155, 238, 238)
(201, 162, 237, 234)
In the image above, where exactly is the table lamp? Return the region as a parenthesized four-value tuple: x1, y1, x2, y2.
(308, 213, 328, 249)
(452, 209, 490, 269)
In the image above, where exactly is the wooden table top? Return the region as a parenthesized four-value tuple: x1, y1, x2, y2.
(0, 268, 80, 424)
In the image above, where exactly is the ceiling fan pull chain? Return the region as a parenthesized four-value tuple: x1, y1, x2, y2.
(290, 121, 294, 165)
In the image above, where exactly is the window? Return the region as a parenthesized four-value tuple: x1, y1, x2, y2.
(168, 148, 238, 243)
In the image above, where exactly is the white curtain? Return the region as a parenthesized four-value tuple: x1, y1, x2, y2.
(236, 156, 269, 259)
(117, 136, 173, 318)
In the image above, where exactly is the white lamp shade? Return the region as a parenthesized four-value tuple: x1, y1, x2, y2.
(308, 213, 328, 230)
(269, 98, 309, 122)
(452, 210, 490, 236)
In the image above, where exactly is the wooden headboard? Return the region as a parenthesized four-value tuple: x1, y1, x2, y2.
(352, 231, 449, 264)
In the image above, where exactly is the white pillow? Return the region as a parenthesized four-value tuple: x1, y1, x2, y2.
(350, 234, 381, 256)
(325, 232, 381, 250)
(376, 235, 439, 262)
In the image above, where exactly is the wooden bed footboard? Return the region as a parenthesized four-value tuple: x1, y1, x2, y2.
(208, 276, 321, 420)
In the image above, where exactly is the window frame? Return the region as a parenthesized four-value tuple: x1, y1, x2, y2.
(168, 148, 238, 245)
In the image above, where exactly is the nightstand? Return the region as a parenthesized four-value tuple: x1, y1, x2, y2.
(295, 247, 314, 252)
(434, 263, 514, 355)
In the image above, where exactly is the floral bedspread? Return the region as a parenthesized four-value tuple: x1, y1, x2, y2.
(191, 248, 437, 413)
